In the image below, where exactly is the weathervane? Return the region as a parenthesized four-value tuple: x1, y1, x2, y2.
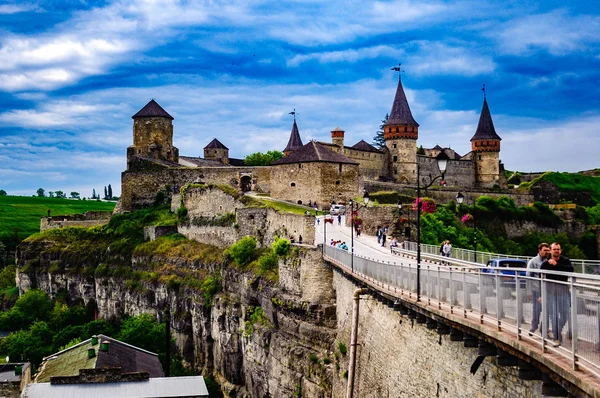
(482, 84, 486, 99)
(391, 63, 403, 80)
(289, 109, 297, 120)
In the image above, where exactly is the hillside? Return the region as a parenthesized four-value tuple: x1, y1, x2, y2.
(0, 196, 115, 252)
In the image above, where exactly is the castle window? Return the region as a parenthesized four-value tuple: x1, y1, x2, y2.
(393, 144, 397, 149)
(291, 182, 296, 187)
(219, 205, 223, 210)
(249, 215, 255, 220)
(394, 168, 398, 175)
(298, 164, 302, 169)
(478, 155, 482, 160)
(404, 126, 407, 132)
(339, 164, 342, 172)
(393, 155, 398, 162)
(336, 180, 340, 185)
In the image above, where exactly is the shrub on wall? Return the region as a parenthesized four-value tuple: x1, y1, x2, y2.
(226, 236, 257, 268)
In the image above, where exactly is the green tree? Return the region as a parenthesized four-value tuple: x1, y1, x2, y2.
(0, 241, 7, 267)
(70, 192, 80, 199)
(55, 190, 66, 199)
(117, 314, 166, 354)
(226, 236, 257, 268)
(48, 191, 55, 198)
(0, 190, 6, 196)
(13, 289, 54, 325)
(104, 186, 108, 200)
(244, 150, 284, 166)
(417, 145, 425, 155)
(372, 113, 388, 149)
(0, 264, 15, 288)
(92, 189, 97, 199)
(108, 184, 113, 199)
(36, 188, 45, 197)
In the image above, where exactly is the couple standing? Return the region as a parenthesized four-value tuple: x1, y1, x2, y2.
(527, 242, 573, 347)
(440, 240, 452, 257)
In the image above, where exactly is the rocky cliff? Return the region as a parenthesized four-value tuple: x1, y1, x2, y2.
(17, 241, 338, 397)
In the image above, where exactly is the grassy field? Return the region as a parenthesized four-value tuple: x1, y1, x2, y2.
(0, 196, 116, 249)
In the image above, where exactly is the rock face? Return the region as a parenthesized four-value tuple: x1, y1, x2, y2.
(17, 244, 338, 397)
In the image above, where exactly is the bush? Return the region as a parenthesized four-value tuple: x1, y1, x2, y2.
(338, 342, 347, 356)
(272, 237, 290, 256)
(309, 353, 319, 364)
(257, 251, 278, 276)
(226, 236, 257, 268)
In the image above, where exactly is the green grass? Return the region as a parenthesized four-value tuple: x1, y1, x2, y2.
(250, 197, 323, 215)
(519, 172, 600, 204)
(0, 196, 115, 249)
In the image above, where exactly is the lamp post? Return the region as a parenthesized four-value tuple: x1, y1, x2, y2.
(349, 191, 370, 273)
(323, 205, 327, 255)
(455, 192, 477, 263)
(416, 151, 450, 301)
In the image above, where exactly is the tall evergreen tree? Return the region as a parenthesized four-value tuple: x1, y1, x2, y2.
(373, 113, 388, 149)
(92, 189, 96, 199)
(104, 186, 108, 200)
(107, 184, 113, 200)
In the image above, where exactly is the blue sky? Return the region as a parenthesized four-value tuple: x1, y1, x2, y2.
(1, 0, 599, 197)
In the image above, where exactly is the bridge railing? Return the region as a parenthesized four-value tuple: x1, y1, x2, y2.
(324, 244, 600, 378)
(400, 241, 600, 274)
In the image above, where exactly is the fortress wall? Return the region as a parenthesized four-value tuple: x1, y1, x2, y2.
(178, 225, 237, 248)
(279, 246, 334, 303)
(320, 163, 360, 206)
(418, 156, 476, 188)
(344, 206, 397, 237)
(342, 148, 385, 179)
(40, 212, 112, 232)
(331, 271, 542, 398)
(270, 163, 323, 205)
(119, 165, 259, 212)
(183, 186, 246, 218)
(264, 209, 315, 247)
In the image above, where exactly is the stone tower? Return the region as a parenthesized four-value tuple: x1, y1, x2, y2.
(470, 96, 501, 186)
(383, 77, 419, 182)
(204, 138, 229, 164)
(127, 100, 179, 169)
(331, 127, 345, 148)
(283, 119, 303, 156)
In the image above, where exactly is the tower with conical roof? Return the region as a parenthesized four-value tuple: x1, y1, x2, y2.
(127, 99, 179, 169)
(331, 127, 345, 148)
(204, 138, 229, 164)
(470, 92, 501, 186)
(283, 118, 303, 156)
(383, 73, 419, 182)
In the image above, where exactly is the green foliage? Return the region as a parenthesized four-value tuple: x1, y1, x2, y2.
(417, 145, 426, 155)
(338, 342, 347, 356)
(226, 236, 257, 268)
(58, 337, 82, 351)
(117, 314, 166, 354)
(133, 234, 223, 264)
(323, 357, 331, 364)
(309, 353, 319, 364)
(368, 191, 414, 205)
(200, 275, 221, 306)
(0, 265, 16, 290)
(257, 251, 279, 276)
(521, 172, 600, 204)
(373, 113, 388, 149)
(0, 190, 6, 196)
(244, 150, 284, 166)
(243, 306, 270, 337)
(190, 213, 236, 227)
(272, 237, 290, 256)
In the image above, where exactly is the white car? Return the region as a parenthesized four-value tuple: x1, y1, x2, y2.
(329, 205, 346, 215)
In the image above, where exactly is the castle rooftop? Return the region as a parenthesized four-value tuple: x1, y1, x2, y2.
(470, 98, 501, 141)
(283, 120, 303, 153)
(132, 99, 174, 120)
(204, 138, 228, 150)
(273, 141, 358, 165)
(385, 78, 419, 127)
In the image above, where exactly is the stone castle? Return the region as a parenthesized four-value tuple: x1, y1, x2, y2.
(117, 76, 505, 212)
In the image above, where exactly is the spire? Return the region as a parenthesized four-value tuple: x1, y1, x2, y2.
(470, 97, 501, 141)
(283, 119, 303, 154)
(132, 99, 174, 120)
(385, 77, 418, 127)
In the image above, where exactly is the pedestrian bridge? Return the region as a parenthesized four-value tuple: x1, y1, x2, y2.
(323, 244, 600, 397)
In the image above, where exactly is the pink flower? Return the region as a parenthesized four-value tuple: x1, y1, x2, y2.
(412, 197, 437, 213)
(461, 214, 473, 223)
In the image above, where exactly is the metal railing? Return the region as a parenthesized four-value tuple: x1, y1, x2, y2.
(401, 241, 600, 274)
(324, 244, 600, 378)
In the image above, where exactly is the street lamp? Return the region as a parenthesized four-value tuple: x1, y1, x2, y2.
(416, 151, 450, 301)
(349, 191, 370, 273)
(455, 192, 477, 263)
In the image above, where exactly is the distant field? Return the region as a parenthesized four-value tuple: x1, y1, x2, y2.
(0, 196, 115, 246)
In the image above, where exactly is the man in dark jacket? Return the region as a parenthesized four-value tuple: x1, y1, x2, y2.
(540, 242, 574, 346)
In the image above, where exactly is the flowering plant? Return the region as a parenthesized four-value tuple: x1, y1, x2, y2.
(400, 217, 408, 224)
(412, 197, 437, 213)
(325, 217, 333, 224)
(353, 217, 363, 226)
(461, 213, 473, 223)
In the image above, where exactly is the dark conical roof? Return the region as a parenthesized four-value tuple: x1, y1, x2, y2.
(470, 98, 501, 141)
(273, 141, 358, 165)
(132, 99, 174, 120)
(204, 138, 228, 150)
(385, 79, 418, 126)
(283, 120, 303, 153)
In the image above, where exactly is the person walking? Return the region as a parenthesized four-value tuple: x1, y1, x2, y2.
(443, 240, 452, 258)
(377, 226, 382, 244)
(381, 226, 388, 247)
(337, 214, 342, 225)
(527, 242, 550, 335)
(540, 242, 574, 347)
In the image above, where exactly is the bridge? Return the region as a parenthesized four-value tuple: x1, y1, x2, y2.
(315, 216, 600, 397)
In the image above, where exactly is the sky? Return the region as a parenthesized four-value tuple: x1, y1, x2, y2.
(1, 0, 599, 198)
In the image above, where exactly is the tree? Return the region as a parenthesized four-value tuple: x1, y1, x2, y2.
(417, 145, 426, 155)
(55, 190, 65, 199)
(226, 236, 257, 267)
(92, 189, 97, 199)
(48, 191, 55, 198)
(372, 113, 388, 149)
(70, 192, 80, 199)
(108, 184, 113, 200)
(0, 190, 6, 196)
(36, 188, 45, 197)
(117, 314, 166, 354)
(244, 150, 284, 166)
(104, 186, 108, 200)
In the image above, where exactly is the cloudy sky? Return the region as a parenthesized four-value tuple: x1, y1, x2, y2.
(1, 0, 599, 197)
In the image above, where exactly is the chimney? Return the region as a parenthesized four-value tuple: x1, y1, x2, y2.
(331, 127, 345, 148)
(100, 341, 110, 352)
(14, 364, 23, 376)
(91, 336, 98, 345)
(88, 348, 96, 359)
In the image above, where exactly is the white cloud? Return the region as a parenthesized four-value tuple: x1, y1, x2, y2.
(287, 45, 404, 66)
(493, 9, 600, 55)
(0, 4, 38, 14)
